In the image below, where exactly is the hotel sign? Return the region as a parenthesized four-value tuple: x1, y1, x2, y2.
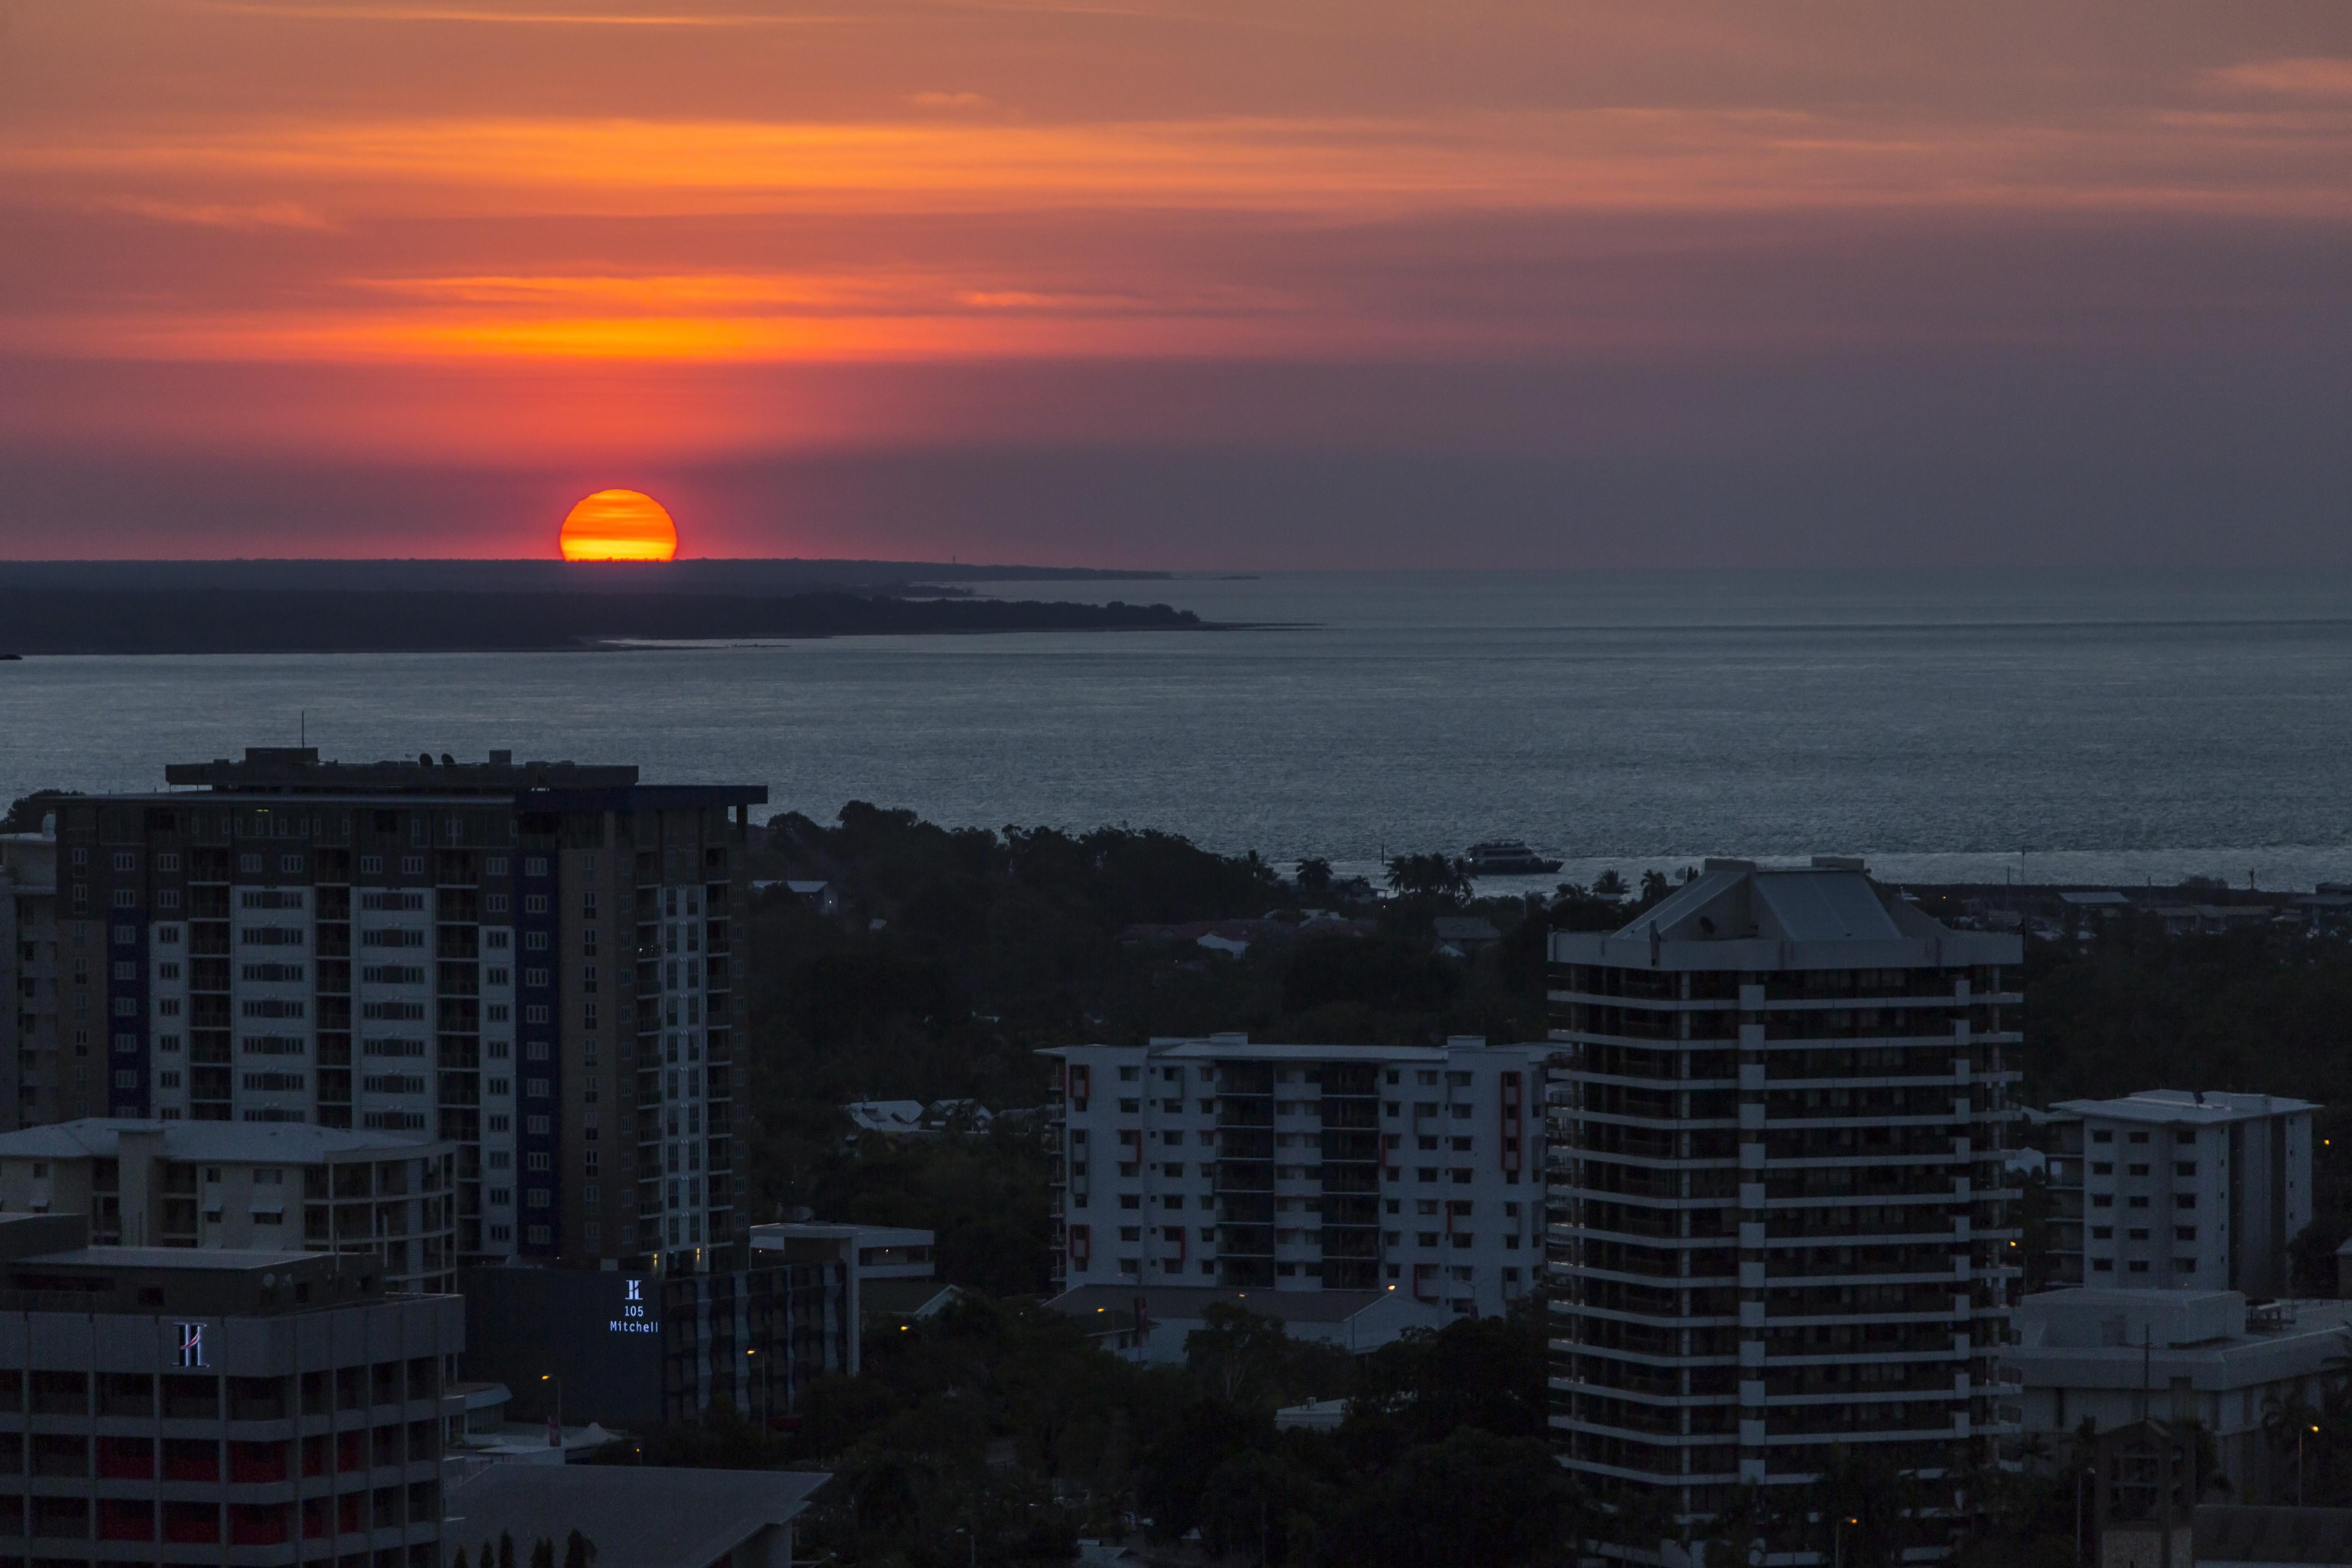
(607, 1278, 656, 1335)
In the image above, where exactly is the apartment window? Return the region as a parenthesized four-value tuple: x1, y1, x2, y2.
(2175, 1258, 2197, 1272)
(527, 1226, 551, 1245)
(279, 855, 303, 874)
(488, 1115, 511, 1133)
(2176, 1194, 2197, 1209)
(361, 856, 384, 874)
(486, 856, 509, 875)
(486, 931, 510, 950)
(2176, 1163, 2197, 1177)
(157, 927, 180, 946)
(1418, 1136, 1438, 1151)
(241, 853, 263, 873)
(2176, 1227, 2197, 1242)
(2175, 1129, 2197, 1144)
(488, 1225, 512, 1243)
(159, 852, 180, 872)
(525, 858, 549, 878)
(400, 855, 423, 875)
(1417, 1168, 1437, 1183)
(2092, 1130, 2113, 1143)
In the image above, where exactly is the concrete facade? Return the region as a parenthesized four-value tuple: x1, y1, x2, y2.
(16, 748, 763, 1278)
(0, 1119, 457, 1294)
(1045, 1035, 1553, 1319)
(2006, 1289, 2352, 1503)
(2043, 1091, 2316, 1300)
(0, 1211, 462, 1565)
(1545, 858, 2024, 1520)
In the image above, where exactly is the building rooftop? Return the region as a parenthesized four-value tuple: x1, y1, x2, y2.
(0, 1117, 451, 1163)
(162, 746, 640, 794)
(445, 1463, 829, 1568)
(2006, 1290, 2352, 1390)
(2049, 1090, 2321, 1125)
(1558, 858, 2019, 970)
(1042, 1035, 1540, 1062)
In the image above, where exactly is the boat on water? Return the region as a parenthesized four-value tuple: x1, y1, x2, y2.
(1463, 839, 1564, 876)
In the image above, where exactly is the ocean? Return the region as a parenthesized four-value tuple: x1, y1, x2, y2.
(5, 567, 2352, 892)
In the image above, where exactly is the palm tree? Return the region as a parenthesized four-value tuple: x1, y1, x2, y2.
(1386, 852, 1469, 902)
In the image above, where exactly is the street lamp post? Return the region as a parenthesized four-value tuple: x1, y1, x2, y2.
(1833, 1514, 1856, 1568)
(540, 1373, 564, 1451)
(2303, 1423, 2320, 1507)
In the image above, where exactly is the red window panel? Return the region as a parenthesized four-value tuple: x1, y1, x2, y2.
(96, 1436, 154, 1479)
(230, 1503, 291, 1546)
(230, 1440, 289, 1483)
(163, 1501, 221, 1544)
(98, 1499, 154, 1541)
(162, 1437, 219, 1482)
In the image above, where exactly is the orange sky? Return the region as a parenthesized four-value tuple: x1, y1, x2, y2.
(3, 1, 2350, 564)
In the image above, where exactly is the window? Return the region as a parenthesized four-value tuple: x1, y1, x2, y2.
(360, 855, 384, 874)
(2176, 1194, 2196, 1209)
(1118, 1066, 1140, 1081)
(525, 1152, 551, 1172)
(1119, 1194, 1139, 1209)
(159, 852, 180, 872)
(2175, 1129, 2196, 1144)
(2176, 1163, 2197, 1177)
(486, 856, 509, 876)
(279, 855, 303, 874)
(486, 931, 510, 951)
(2175, 1257, 2198, 1272)
(2176, 1226, 2197, 1242)
(488, 1151, 510, 1169)
(525, 857, 548, 878)
(157, 927, 180, 946)
(2128, 1131, 2149, 1143)
(523, 932, 549, 952)
(488, 1225, 512, 1243)
(400, 855, 424, 875)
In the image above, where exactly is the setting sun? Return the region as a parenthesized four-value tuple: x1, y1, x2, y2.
(559, 489, 678, 561)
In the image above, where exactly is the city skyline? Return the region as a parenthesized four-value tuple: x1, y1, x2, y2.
(4, 2, 2350, 567)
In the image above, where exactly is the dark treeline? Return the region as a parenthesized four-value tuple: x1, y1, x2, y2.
(0, 589, 1203, 654)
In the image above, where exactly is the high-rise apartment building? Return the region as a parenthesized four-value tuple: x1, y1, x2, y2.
(6, 748, 763, 1276)
(1046, 1035, 1552, 1316)
(2042, 1090, 2315, 1298)
(1546, 859, 2022, 1518)
(1, 824, 63, 1129)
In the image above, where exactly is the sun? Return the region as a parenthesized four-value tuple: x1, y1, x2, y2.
(559, 489, 678, 561)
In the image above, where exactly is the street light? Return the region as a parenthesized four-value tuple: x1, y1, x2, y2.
(1833, 1515, 1857, 1568)
(2303, 1423, 2321, 1507)
(540, 1373, 564, 1451)
(746, 1348, 772, 1427)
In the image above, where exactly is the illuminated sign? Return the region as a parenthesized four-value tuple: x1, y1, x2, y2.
(175, 1323, 207, 1368)
(607, 1278, 656, 1334)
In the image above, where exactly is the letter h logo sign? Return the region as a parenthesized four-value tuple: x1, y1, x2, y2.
(176, 1323, 207, 1368)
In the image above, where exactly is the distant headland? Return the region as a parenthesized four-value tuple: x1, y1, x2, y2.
(0, 559, 1209, 655)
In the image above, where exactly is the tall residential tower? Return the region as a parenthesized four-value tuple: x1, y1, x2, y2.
(4, 748, 762, 1276)
(1546, 859, 2022, 1519)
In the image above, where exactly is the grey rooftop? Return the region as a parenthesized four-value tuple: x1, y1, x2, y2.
(2049, 1089, 2321, 1125)
(444, 1463, 830, 1568)
(0, 1118, 450, 1163)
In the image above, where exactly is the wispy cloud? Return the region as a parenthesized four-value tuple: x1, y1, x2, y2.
(188, 1, 859, 26)
(101, 196, 340, 230)
(2205, 57, 2352, 99)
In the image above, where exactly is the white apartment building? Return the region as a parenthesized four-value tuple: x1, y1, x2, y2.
(1045, 1034, 1553, 1319)
(0, 1117, 457, 1292)
(2043, 1091, 2316, 1298)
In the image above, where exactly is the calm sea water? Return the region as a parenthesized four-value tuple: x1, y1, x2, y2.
(6, 568, 2352, 891)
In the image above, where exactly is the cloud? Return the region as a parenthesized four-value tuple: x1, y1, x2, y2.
(907, 91, 993, 110)
(100, 196, 339, 230)
(2205, 57, 2352, 98)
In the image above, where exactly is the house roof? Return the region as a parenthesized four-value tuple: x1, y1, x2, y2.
(444, 1464, 829, 1568)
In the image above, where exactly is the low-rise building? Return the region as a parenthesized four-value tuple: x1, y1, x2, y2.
(2004, 1287, 2352, 1502)
(1047, 1034, 1551, 1319)
(0, 1117, 458, 1293)
(2042, 1091, 2315, 1297)
(751, 1220, 942, 1338)
(461, 1256, 853, 1428)
(0, 1209, 461, 1564)
(0, 824, 63, 1130)
(444, 1461, 828, 1568)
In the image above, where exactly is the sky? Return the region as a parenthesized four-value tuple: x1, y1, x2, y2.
(2, 0, 2349, 568)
